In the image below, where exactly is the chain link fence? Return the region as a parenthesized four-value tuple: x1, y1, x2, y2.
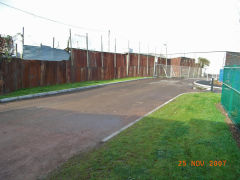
(221, 65, 240, 128)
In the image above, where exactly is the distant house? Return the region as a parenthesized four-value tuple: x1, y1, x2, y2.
(23, 45, 70, 61)
(225, 51, 240, 66)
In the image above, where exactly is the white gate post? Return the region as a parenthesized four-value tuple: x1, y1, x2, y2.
(188, 66, 191, 78)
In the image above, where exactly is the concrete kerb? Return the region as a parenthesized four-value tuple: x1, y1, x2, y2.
(0, 77, 155, 103)
(193, 81, 222, 91)
(101, 92, 197, 143)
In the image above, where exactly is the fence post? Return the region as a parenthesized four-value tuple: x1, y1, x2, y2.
(86, 33, 89, 67)
(69, 29, 72, 49)
(188, 66, 191, 78)
(147, 45, 149, 76)
(138, 41, 140, 75)
(108, 30, 110, 52)
(154, 47, 156, 77)
(22, 27, 24, 59)
(170, 65, 173, 78)
(127, 40, 130, 77)
(15, 44, 18, 58)
(53, 37, 55, 48)
(180, 65, 182, 77)
(101, 35, 104, 67)
(114, 38, 116, 78)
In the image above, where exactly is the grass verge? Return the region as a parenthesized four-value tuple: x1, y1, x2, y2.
(47, 93, 240, 179)
(0, 77, 147, 99)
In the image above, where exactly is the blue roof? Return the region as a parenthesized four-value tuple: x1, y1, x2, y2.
(23, 45, 70, 61)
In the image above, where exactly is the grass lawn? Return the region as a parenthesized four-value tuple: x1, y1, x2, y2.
(47, 93, 240, 180)
(0, 77, 147, 99)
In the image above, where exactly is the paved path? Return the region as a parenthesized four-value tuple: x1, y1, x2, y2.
(0, 78, 197, 180)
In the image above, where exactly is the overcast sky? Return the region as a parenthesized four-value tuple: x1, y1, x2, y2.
(1, 0, 240, 73)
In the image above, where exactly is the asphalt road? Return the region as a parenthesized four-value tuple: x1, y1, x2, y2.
(0, 78, 198, 180)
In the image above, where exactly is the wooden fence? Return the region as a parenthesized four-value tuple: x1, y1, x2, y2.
(0, 49, 155, 95)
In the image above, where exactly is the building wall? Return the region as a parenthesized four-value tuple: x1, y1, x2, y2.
(225, 51, 240, 66)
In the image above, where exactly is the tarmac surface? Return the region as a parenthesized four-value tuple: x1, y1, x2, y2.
(0, 78, 198, 180)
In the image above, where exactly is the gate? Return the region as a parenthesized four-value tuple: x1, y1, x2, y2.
(155, 64, 202, 78)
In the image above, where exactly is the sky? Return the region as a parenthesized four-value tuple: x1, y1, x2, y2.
(1, 0, 240, 74)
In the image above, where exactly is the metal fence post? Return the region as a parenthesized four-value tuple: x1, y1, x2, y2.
(101, 35, 104, 67)
(127, 40, 130, 77)
(53, 37, 55, 48)
(188, 66, 191, 78)
(138, 42, 140, 75)
(22, 27, 24, 59)
(147, 45, 149, 75)
(154, 47, 156, 77)
(108, 30, 110, 52)
(86, 33, 89, 67)
(69, 29, 72, 49)
(114, 38, 116, 78)
(15, 44, 18, 58)
(180, 65, 182, 77)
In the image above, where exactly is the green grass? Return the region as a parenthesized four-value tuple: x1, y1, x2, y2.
(47, 93, 240, 180)
(0, 77, 147, 99)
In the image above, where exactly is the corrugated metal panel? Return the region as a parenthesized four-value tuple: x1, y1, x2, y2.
(23, 45, 70, 61)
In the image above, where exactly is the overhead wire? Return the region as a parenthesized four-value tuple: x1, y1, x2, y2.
(0, 1, 107, 33)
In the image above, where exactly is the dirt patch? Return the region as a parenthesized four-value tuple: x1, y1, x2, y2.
(216, 103, 240, 148)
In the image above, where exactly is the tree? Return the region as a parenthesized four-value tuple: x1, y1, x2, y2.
(198, 57, 210, 68)
(0, 35, 14, 59)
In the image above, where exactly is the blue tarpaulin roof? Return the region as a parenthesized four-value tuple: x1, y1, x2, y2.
(23, 45, 70, 61)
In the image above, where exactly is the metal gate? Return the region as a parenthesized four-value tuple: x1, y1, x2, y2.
(155, 64, 202, 78)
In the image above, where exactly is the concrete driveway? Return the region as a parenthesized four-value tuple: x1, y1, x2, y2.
(0, 78, 197, 180)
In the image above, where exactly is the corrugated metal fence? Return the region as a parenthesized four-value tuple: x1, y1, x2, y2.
(0, 49, 155, 95)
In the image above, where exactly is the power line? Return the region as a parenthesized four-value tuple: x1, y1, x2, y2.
(0, 1, 106, 32)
